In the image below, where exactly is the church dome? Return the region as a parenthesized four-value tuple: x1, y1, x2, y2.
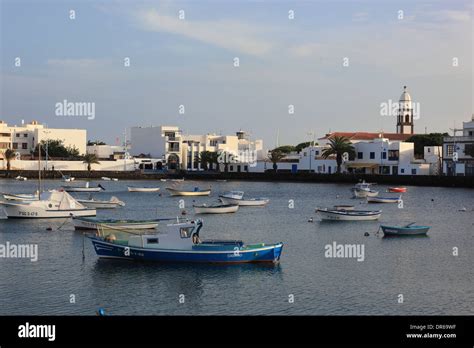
(399, 86, 412, 102)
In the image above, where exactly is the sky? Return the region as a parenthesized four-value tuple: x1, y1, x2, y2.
(0, 0, 472, 149)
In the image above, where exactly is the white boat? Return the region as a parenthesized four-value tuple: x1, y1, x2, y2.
(101, 177, 119, 181)
(62, 176, 75, 182)
(72, 216, 158, 230)
(63, 182, 105, 192)
(316, 208, 382, 221)
(352, 188, 379, 198)
(2, 192, 39, 201)
(128, 187, 160, 192)
(14, 176, 27, 181)
(193, 203, 239, 214)
(0, 190, 96, 218)
(166, 187, 211, 196)
(76, 196, 125, 209)
(367, 196, 402, 204)
(219, 191, 269, 206)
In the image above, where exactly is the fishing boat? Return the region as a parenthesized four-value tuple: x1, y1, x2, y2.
(88, 219, 283, 263)
(63, 182, 105, 192)
(14, 176, 27, 181)
(76, 196, 125, 209)
(0, 190, 96, 218)
(128, 187, 160, 192)
(388, 187, 407, 193)
(333, 205, 355, 211)
(351, 181, 379, 198)
(380, 223, 430, 236)
(73, 216, 159, 230)
(316, 208, 382, 221)
(219, 191, 269, 206)
(166, 187, 211, 196)
(193, 203, 239, 214)
(367, 196, 402, 204)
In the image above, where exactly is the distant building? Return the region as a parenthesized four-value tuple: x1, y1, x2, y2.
(443, 116, 474, 176)
(86, 144, 126, 160)
(0, 120, 87, 159)
(130, 125, 263, 171)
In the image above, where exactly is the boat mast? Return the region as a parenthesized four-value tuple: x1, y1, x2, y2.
(38, 142, 41, 199)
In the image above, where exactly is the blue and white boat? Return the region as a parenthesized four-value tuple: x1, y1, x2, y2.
(380, 223, 430, 236)
(89, 219, 283, 263)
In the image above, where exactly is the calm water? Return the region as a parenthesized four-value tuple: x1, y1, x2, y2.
(0, 179, 472, 315)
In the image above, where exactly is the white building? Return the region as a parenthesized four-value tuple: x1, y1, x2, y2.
(443, 116, 474, 176)
(130, 125, 264, 171)
(0, 120, 87, 158)
(87, 144, 127, 160)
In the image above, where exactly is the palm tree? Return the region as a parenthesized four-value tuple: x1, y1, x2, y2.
(267, 150, 285, 172)
(82, 154, 100, 173)
(4, 149, 17, 173)
(198, 151, 212, 171)
(321, 136, 355, 173)
(208, 152, 219, 171)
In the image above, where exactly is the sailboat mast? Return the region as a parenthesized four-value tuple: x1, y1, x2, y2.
(38, 143, 41, 199)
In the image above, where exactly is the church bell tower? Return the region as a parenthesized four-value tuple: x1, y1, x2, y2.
(396, 86, 414, 134)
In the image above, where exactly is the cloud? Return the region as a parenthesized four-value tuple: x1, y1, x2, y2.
(134, 9, 274, 57)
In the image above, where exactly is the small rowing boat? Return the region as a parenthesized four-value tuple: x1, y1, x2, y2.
(166, 187, 211, 196)
(219, 191, 269, 206)
(72, 216, 159, 230)
(193, 203, 239, 214)
(367, 196, 402, 204)
(316, 208, 382, 221)
(63, 183, 105, 192)
(388, 187, 407, 193)
(88, 219, 283, 263)
(76, 196, 125, 209)
(128, 187, 160, 192)
(380, 222, 430, 236)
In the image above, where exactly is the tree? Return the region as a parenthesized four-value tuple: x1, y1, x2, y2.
(295, 141, 317, 153)
(406, 133, 448, 158)
(4, 149, 17, 172)
(87, 140, 107, 146)
(198, 151, 213, 171)
(321, 136, 355, 173)
(33, 140, 80, 159)
(208, 152, 219, 171)
(267, 150, 285, 172)
(274, 145, 296, 154)
(82, 154, 100, 173)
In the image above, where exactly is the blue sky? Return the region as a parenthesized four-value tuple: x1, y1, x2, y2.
(1, 0, 472, 148)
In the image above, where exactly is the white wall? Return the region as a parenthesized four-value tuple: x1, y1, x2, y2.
(2, 159, 136, 171)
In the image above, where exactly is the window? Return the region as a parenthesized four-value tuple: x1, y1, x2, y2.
(229, 165, 234, 171)
(23, 133, 28, 138)
(427, 148, 431, 153)
(357, 152, 363, 159)
(12, 143, 18, 149)
(469, 131, 473, 136)
(411, 169, 417, 175)
(22, 143, 28, 149)
(381, 152, 387, 160)
(401, 168, 405, 174)
(180, 227, 193, 238)
(370, 152, 375, 159)
(147, 238, 159, 244)
(244, 165, 248, 171)
(446, 145, 454, 157)
(303, 152, 307, 156)
(315, 150, 319, 156)
(388, 150, 399, 161)
(405, 115, 410, 123)
(16, 134, 20, 138)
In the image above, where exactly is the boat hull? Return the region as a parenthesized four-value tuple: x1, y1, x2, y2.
(388, 187, 407, 193)
(128, 187, 160, 192)
(367, 197, 401, 203)
(381, 225, 429, 236)
(77, 201, 121, 209)
(193, 204, 239, 214)
(1, 204, 96, 218)
(90, 237, 283, 263)
(219, 196, 269, 206)
(73, 217, 158, 230)
(316, 209, 381, 221)
(166, 188, 211, 196)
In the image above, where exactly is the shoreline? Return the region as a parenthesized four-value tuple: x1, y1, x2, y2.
(1, 170, 472, 188)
